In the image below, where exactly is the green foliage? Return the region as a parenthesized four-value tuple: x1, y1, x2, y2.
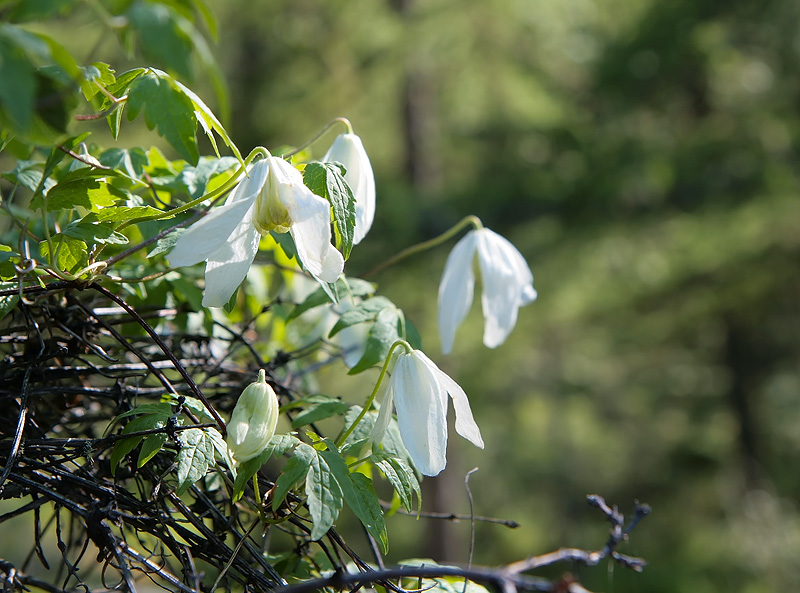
(303, 161, 356, 260)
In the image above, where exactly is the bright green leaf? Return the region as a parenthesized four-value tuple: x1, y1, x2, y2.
(138, 433, 167, 467)
(305, 447, 343, 540)
(329, 296, 394, 338)
(176, 427, 216, 494)
(303, 162, 356, 260)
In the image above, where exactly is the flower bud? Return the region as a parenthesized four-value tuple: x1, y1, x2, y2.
(226, 369, 279, 464)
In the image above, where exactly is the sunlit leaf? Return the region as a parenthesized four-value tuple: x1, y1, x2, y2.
(303, 162, 356, 259)
(176, 427, 216, 494)
(329, 296, 394, 338)
(348, 307, 402, 375)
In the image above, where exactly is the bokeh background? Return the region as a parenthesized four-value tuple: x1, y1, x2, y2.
(20, 0, 800, 591)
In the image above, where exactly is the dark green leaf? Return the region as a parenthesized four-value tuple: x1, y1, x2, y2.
(62, 219, 128, 245)
(329, 296, 394, 338)
(138, 433, 167, 467)
(272, 442, 315, 510)
(127, 2, 193, 81)
(348, 307, 402, 375)
(126, 71, 199, 165)
(110, 412, 169, 474)
(374, 453, 421, 514)
(0, 294, 20, 321)
(2, 160, 55, 195)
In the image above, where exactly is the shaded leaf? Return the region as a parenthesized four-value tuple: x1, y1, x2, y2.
(305, 447, 343, 540)
(272, 442, 315, 510)
(303, 162, 356, 259)
(176, 427, 216, 494)
(287, 277, 376, 321)
(232, 433, 301, 503)
(348, 307, 402, 375)
(329, 296, 393, 338)
(285, 395, 349, 429)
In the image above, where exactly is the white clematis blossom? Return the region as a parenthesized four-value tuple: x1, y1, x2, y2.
(370, 349, 484, 476)
(227, 369, 280, 464)
(323, 133, 375, 244)
(438, 228, 537, 355)
(169, 157, 344, 307)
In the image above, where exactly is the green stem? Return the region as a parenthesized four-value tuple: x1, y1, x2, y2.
(335, 340, 412, 448)
(362, 215, 483, 278)
(252, 477, 266, 523)
(281, 117, 353, 159)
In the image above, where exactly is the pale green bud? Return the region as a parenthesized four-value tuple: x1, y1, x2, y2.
(226, 369, 279, 464)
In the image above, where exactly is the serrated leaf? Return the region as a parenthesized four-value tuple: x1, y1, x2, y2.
(329, 296, 394, 338)
(375, 454, 421, 514)
(287, 277, 376, 321)
(303, 162, 356, 260)
(80, 62, 115, 102)
(286, 395, 349, 429)
(348, 307, 402, 375)
(176, 427, 216, 493)
(174, 81, 243, 164)
(320, 449, 387, 552)
(138, 433, 167, 467)
(232, 433, 301, 503)
(126, 71, 199, 165)
(272, 443, 315, 510)
(305, 447, 343, 540)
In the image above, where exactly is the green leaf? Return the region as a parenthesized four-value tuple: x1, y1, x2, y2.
(348, 307, 402, 375)
(175, 156, 238, 199)
(1, 160, 55, 195)
(374, 453, 421, 514)
(99, 147, 149, 180)
(232, 433, 301, 503)
(147, 229, 184, 258)
(110, 412, 169, 474)
(329, 296, 394, 338)
(272, 443, 315, 510)
(114, 402, 174, 422)
(39, 234, 87, 273)
(94, 205, 167, 223)
(7, 0, 77, 22)
(319, 449, 387, 552)
(62, 218, 128, 245)
(0, 24, 43, 130)
(174, 81, 243, 165)
(126, 71, 199, 165)
(138, 433, 167, 467)
(45, 176, 117, 211)
(176, 427, 216, 494)
(0, 294, 20, 321)
(303, 162, 356, 260)
(305, 447, 344, 540)
(127, 2, 194, 82)
(80, 62, 115, 102)
(285, 395, 349, 429)
(287, 277, 376, 321)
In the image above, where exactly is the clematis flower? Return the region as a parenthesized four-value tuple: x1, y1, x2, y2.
(169, 157, 344, 307)
(227, 369, 280, 464)
(370, 349, 483, 476)
(438, 228, 537, 355)
(323, 133, 375, 244)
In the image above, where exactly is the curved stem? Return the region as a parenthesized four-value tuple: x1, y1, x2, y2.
(335, 340, 412, 447)
(361, 215, 483, 278)
(281, 117, 353, 159)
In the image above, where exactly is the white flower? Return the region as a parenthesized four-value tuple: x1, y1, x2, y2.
(371, 349, 484, 476)
(438, 228, 537, 355)
(227, 369, 280, 464)
(323, 133, 375, 244)
(169, 157, 344, 307)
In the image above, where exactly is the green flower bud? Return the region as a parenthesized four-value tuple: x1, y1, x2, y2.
(227, 370, 279, 464)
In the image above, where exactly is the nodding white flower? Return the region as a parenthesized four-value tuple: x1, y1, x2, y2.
(323, 133, 375, 244)
(371, 349, 483, 477)
(169, 157, 344, 307)
(438, 228, 537, 355)
(227, 370, 280, 464)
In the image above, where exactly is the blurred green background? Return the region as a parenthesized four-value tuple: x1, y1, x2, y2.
(16, 0, 800, 590)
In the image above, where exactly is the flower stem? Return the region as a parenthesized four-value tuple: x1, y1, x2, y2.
(362, 215, 483, 278)
(335, 340, 412, 448)
(281, 117, 353, 158)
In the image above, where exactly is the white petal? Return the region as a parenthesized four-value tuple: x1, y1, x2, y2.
(324, 133, 376, 244)
(286, 188, 344, 283)
(437, 231, 478, 355)
(425, 358, 484, 449)
(475, 229, 535, 349)
(393, 352, 449, 476)
(168, 197, 255, 268)
(368, 379, 394, 447)
(201, 202, 260, 307)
